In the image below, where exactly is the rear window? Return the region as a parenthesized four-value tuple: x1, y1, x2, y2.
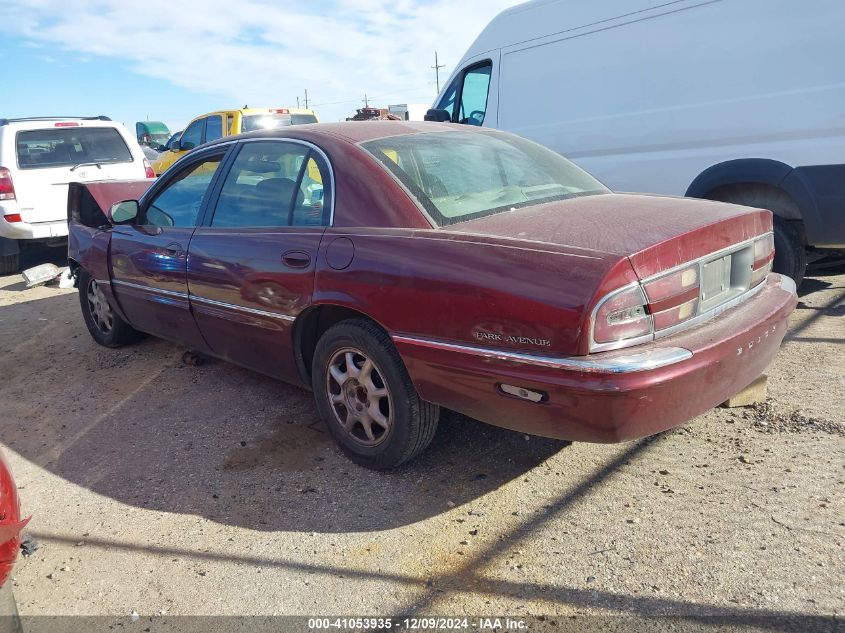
(361, 130, 608, 226)
(241, 113, 318, 132)
(16, 127, 133, 170)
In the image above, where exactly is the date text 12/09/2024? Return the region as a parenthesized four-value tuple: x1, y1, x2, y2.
(307, 617, 528, 630)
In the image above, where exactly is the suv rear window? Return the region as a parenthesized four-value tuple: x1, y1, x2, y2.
(16, 127, 133, 170)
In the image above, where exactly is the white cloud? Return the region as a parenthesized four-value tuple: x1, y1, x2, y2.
(7, 0, 520, 122)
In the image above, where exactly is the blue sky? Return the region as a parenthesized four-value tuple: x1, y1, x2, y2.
(3, 0, 518, 132)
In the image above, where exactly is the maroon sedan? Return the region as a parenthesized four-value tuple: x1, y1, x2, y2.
(68, 122, 796, 469)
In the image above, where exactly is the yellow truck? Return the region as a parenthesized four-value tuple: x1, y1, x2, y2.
(151, 107, 319, 175)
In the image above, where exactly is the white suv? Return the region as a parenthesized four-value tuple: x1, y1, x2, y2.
(0, 116, 154, 273)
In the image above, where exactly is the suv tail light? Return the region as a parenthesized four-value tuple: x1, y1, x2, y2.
(751, 233, 775, 287)
(0, 451, 29, 587)
(143, 158, 156, 179)
(0, 167, 15, 201)
(592, 284, 652, 347)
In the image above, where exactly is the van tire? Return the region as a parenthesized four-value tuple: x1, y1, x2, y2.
(0, 253, 19, 275)
(78, 268, 145, 347)
(706, 184, 807, 285)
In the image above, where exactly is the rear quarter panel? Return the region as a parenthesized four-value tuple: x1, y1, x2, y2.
(314, 227, 624, 357)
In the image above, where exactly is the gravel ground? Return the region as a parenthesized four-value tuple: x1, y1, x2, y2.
(0, 248, 842, 631)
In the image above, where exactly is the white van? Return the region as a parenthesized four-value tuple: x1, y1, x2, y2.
(0, 116, 153, 273)
(427, 0, 845, 284)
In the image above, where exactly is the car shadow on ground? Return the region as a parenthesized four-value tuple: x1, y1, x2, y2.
(0, 290, 569, 534)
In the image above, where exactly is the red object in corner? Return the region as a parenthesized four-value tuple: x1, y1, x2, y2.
(0, 450, 28, 588)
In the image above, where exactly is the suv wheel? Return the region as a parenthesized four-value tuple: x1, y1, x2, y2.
(312, 319, 439, 470)
(0, 253, 19, 275)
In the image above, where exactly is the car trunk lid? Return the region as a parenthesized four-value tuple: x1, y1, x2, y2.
(445, 193, 772, 280)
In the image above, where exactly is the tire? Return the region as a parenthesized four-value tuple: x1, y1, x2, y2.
(77, 268, 145, 347)
(312, 319, 439, 470)
(708, 184, 807, 285)
(0, 253, 19, 275)
(772, 218, 807, 287)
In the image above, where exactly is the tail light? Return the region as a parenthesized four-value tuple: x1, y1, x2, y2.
(272, 108, 290, 114)
(751, 232, 775, 288)
(3, 214, 22, 223)
(644, 264, 700, 331)
(0, 167, 15, 201)
(143, 158, 156, 179)
(592, 284, 652, 348)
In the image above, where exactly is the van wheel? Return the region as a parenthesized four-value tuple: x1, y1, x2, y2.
(707, 184, 807, 285)
(78, 269, 145, 347)
(0, 253, 19, 275)
(312, 319, 439, 470)
(772, 218, 806, 287)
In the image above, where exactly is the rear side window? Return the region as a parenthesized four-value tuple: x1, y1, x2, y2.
(210, 141, 330, 228)
(16, 127, 133, 170)
(205, 116, 223, 142)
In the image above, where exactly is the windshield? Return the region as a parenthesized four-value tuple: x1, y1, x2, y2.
(241, 113, 318, 132)
(361, 130, 608, 226)
(16, 127, 133, 170)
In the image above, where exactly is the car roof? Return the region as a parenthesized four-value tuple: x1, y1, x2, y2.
(0, 116, 116, 129)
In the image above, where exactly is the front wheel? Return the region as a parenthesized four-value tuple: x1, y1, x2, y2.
(312, 319, 439, 470)
(78, 269, 145, 347)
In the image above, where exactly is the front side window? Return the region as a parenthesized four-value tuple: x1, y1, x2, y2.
(205, 116, 223, 143)
(16, 127, 133, 169)
(180, 119, 204, 151)
(210, 141, 330, 228)
(144, 156, 223, 227)
(435, 75, 460, 121)
(362, 130, 608, 227)
(458, 63, 492, 125)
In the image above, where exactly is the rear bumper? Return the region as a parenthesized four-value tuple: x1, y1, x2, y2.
(0, 216, 68, 241)
(394, 274, 797, 442)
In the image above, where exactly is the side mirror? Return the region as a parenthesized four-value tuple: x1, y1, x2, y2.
(110, 200, 140, 225)
(424, 108, 451, 123)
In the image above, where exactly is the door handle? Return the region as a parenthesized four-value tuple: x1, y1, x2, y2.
(164, 242, 185, 257)
(282, 250, 311, 268)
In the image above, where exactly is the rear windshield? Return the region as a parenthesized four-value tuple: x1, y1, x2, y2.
(361, 130, 608, 226)
(16, 127, 133, 170)
(241, 113, 318, 132)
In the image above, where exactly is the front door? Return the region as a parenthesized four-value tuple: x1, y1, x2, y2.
(187, 139, 332, 381)
(110, 150, 227, 349)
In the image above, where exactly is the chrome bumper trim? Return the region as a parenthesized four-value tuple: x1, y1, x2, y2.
(392, 335, 692, 374)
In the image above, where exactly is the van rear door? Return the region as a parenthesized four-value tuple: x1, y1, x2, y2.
(13, 125, 144, 227)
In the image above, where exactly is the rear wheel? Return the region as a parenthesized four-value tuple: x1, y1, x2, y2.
(0, 253, 19, 275)
(78, 269, 144, 347)
(707, 184, 806, 285)
(312, 319, 439, 470)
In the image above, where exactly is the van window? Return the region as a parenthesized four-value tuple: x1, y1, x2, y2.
(458, 63, 492, 126)
(436, 75, 460, 120)
(16, 127, 133, 170)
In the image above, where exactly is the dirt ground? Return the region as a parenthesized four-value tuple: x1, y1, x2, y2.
(0, 247, 842, 630)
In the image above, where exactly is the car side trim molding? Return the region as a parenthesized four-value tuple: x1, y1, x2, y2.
(190, 295, 296, 322)
(392, 335, 692, 374)
(112, 280, 296, 322)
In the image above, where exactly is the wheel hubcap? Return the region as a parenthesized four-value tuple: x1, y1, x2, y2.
(86, 279, 114, 333)
(326, 348, 393, 446)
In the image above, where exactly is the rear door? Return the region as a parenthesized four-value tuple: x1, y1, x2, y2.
(13, 124, 144, 227)
(187, 139, 332, 381)
(110, 146, 231, 348)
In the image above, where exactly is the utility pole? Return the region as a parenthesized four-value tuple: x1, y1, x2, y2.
(432, 50, 445, 94)
(363, 93, 369, 108)
(296, 96, 300, 108)
(304, 89, 309, 109)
